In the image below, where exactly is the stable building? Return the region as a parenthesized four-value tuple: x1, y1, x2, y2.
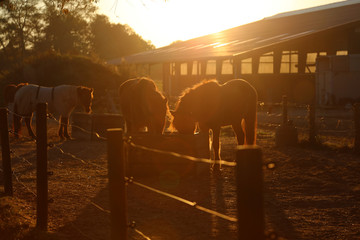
(109, 0, 360, 104)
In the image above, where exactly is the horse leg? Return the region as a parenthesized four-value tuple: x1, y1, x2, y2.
(13, 114, 22, 139)
(62, 117, 71, 139)
(211, 127, 221, 171)
(58, 116, 64, 138)
(125, 120, 133, 135)
(13, 103, 21, 138)
(24, 115, 36, 139)
(59, 117, 70, 139)
(232, 121, 245, 145)
(244, 116, 256, 145)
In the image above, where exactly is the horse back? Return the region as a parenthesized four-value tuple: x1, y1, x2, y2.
(13, 84, 41, 115)
(119, 78, 159, 116)
(220, 79, 258, 130)
(119, 77, 167, 131)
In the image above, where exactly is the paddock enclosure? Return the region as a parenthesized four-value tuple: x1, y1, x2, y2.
(1, 102, 360, 240)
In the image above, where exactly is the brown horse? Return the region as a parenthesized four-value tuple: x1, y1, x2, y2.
(13, 84, 93, 139)
(119, 77, 170, 134)
(171, 79, 258, 163)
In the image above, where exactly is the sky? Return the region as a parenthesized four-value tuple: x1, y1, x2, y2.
(98, 0, 347, 48)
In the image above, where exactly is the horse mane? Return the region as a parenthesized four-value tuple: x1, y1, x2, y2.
(142, 78, 173, 124)
(77, 85, 94, 95)
(138, 77, 172, 120)
(175, 79, 220, 111)
(120, 77, 173, 132)
(178, 79, 219, 99)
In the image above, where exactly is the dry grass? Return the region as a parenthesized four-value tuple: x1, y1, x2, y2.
(0, 112, 360, 239)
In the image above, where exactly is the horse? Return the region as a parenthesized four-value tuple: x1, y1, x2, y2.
(171, 79, 258, 165)
(119, 77, 170, 134)
(13, 84, 94, 139)
(3, 83, 29, 128)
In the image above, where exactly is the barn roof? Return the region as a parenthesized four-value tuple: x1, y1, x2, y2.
(108, 0, 360, 65)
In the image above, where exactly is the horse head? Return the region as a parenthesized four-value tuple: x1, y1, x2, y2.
(148, 94, 169, 134)
(77, 86, 94, 113)
(171, 108, 196, 134)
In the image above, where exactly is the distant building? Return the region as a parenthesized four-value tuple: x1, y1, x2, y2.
(316, 54, 360, 105)
(109, 0, 360, 104)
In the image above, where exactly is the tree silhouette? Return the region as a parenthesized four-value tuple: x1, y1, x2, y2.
(91, 14, 154, 60)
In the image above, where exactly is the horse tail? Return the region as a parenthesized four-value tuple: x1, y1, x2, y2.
(4, 83, 29, 105)
(13, 102, 21, 138)
(243, 86, 258, 145)
(4, 84, 17, 105)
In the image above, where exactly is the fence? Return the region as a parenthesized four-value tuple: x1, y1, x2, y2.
(259, 96, 360, 150)
(1, 102, 267, 239)
(0, 103, 126, 236)
(108, 129, 265, 240)
(3, 99, 360, 239)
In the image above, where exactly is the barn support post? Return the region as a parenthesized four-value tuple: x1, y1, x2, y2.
(353, 103, 360, 152)
(0, 108, 13, 196)
(36, 103, 48, 231)
(107, 128, 127, 240)
(233, 57, 242, 79)
(282, 95, 288, 125)
(252, 55, 260, 75)
(308, 103, 317, 144)
(216, 59, 223, 81)
(235, 145, 264, 240)
(273, 50, 282, 74)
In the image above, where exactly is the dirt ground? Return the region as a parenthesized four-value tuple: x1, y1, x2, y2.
(1, 109, 360, 240)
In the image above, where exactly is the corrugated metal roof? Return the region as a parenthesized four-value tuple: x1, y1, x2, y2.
(108, 1, 360, 65)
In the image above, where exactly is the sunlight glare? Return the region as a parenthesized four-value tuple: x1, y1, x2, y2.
(99, 0, 346, 47)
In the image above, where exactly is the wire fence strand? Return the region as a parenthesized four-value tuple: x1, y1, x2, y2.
(128, 177, 237, 223)
(126, 141, 236, 167)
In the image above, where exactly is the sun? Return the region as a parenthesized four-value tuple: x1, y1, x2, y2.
(99, 0, 344, 48)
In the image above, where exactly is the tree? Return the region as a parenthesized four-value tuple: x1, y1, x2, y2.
(0, 0, 155, 76)
(90, 14, 154, 60)
(37, 0, 97, 54)
(0, 0, 43, 74)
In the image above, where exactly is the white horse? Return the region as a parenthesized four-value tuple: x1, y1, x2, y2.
(13, 84, 94, 139)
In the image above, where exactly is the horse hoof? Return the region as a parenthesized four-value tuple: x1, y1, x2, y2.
(211, 165, 223, 175)
(65, 135, 73, 140)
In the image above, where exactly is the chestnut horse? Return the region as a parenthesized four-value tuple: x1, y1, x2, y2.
(171, 79, 257, 163)
(13, 84, 93, 139)
(119, 77, 170, 134)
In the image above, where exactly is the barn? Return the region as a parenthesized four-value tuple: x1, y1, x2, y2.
(109, 1, 360, 105)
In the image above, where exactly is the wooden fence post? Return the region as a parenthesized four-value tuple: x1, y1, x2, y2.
(107, 128, 127, 240)
(36, 103, 48, 231)
(0, 108, 13, 196)
(353, 103, 360, 152)
(236, 145, 264, 240)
